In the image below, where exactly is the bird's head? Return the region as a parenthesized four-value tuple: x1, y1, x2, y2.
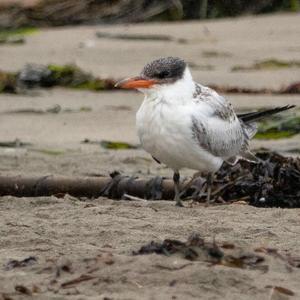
(115, 57, 191, 96)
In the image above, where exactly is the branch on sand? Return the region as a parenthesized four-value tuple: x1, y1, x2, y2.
(0, 173, 175, 200)
(0, 152, 300, 208)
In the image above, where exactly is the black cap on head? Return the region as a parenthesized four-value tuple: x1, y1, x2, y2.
(141, 57, 186, 83)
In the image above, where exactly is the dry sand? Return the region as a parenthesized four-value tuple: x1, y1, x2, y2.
(0, 13, 300, 299)
(0, 197, 300, 300)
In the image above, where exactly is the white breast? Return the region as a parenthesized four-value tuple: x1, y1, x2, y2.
(136, 96, 223, 172)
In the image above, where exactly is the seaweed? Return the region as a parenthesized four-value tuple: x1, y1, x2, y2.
(0, 27, 38, 37)
(82, 139, 139, 150)
(255, 115, 300, 140)
(0, 64, 116, 93)
(0, 71, 17, 93)
(134, 233, 267, 270)
(232, 59, 300, 71)
(0, 139, 31, 148)
(0, 27, 38, 45)
(213, 152, 300, 208)
(5, 256, 37, 271)
(31, 149, 65, 156)
(0, 64, 300, 95)
(202, 50, 232, 57)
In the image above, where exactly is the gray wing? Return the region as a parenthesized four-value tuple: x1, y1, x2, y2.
(191, 83, 259, 163)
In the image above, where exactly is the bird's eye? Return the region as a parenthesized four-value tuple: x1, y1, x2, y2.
(157, 70, 170, 79)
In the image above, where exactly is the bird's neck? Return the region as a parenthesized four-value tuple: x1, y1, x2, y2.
(143, 68, 195, 104)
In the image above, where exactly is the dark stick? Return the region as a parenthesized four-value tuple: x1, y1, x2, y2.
(0, 175, 176, 200)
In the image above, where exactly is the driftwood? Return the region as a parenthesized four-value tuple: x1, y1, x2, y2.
(0, 152, 299, 207)
(0, 174, 175, 200)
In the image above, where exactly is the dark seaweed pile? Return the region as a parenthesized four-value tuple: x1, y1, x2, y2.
(102, 152, 300, 208)
(133, 233, 224, 263)
(133, 233, 269, 271)
(0, 64, 116, 93)
(187, 152, 300, 208)
(134, 233, 299, 277)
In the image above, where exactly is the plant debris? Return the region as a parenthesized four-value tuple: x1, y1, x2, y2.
(232, 59, 300, 71)
(188, 62, 215, 71)
(134, 233, 267, 270)
(255, 115, 300, 139)
(31, 148, 65, 156)
(0, 150, 298, 208)
(202, 50, 232, 57)
(0, 64, 300, 94)
(4, 105, 92, 115)
(0, 152, 299, 207)
(254, 247, 300, 269)
(265, 286, 295, 296)
(0, 35, 25, 44)
(0, 139, 32, 148)
(15, 285, 32, 295)
(96, 32, 185, 43)
(5, 256, 37, 270)
(0, 27, 37, 45)
(61, 274, 96, 289)
(82, 139, 139, 150)
(190, 151, 300, 208)
(209, 81, 300, 94)
(283, 81, 300, 94)
(0, 64, 116, 94)
(0, 27, 38, 38)
(0, 71, 17, 93)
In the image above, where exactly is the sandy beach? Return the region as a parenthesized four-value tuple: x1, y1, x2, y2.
(0, 13, 300, 299)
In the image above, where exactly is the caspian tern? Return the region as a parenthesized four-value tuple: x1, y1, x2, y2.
(115, 57, 295, 206)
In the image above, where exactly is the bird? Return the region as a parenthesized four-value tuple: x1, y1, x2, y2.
(115, 57, 295, 206)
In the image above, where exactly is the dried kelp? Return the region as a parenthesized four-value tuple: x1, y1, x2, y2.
(4, 105, 92, 115)
(0, 139, 32, 147)
(208, 82, 300, 95)
(255, 115, 300, 139)
(1, 64, 300, 95)
(203, 152, 300, 208)
(0, 27, 38, 45)
(0, 64, 116, 93)
(133, 233, 224, 263)
(232, 59, 300, 71)
(5, 256, 37, 271)
(134, 233, 267, 270)
(82, 139, 139, 150)
(171, 152, 300, 207)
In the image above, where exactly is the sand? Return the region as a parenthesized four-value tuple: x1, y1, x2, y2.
(0, 13, 300, 299)
(0, 197, 300, 300)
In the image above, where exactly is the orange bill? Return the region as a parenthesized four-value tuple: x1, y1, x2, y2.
(115, 77, 157, 89)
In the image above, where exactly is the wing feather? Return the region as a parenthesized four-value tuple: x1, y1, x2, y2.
(191, 83, 249, 159)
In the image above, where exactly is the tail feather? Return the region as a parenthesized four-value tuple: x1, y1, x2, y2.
(238, 105, 295, 123)
(232, 105, 295, 166)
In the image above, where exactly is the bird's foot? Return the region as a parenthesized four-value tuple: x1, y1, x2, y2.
(205, 196, 211, 207)
(174, 194, 184, 207)
(175, 200, 184, 207)
(204, 173, 213, 207)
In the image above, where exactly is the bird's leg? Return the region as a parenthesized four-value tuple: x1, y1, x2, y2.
(173, 171, 183, 207)
(206, 172, 213, 205)
(182, 171, 202, 191)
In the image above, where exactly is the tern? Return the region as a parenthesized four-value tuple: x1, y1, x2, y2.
(115, 57, 295, 206)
